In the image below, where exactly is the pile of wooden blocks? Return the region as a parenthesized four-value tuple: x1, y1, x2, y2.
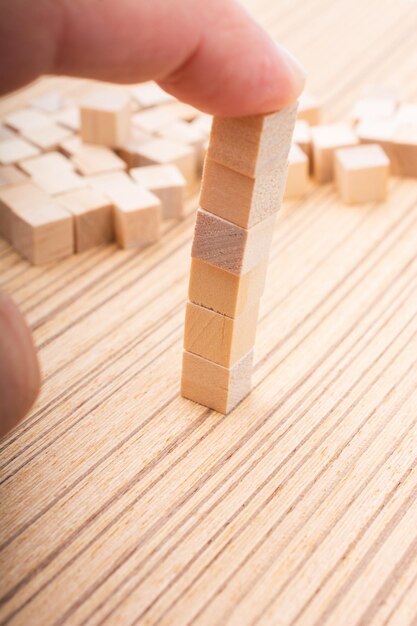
(0, 83, 211, 264)
(286, 89, 417, 203)
(181, 105, 298, 414)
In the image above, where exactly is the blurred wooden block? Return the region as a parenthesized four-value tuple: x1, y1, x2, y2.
(158, 120, 207, 169)
(297, 93, 321, 126)
(392, 125, 417, 178)
(0, 125, 16, 141)
(53, 107, 80, 131)
(130, 164, 186, 219)
(0, 137, 40, 165)
(207, 104, 297, 177)
(356, 119, 415, 176)
(131, 82, 175, 108)
(132, 106, 179, 134)
(163, 102, 200, 122)
(80, 91, 131, 147)
(181, 349, 253, 414)
(33, 169, 86, 196)
(67, 140, 127, 176)
(184, 301, 259, 367)
(0, 165, 27, 189)
(117, 128, 152, 168)
(293, 119, 312, 161)
(312, 123, 359, 183)
(85, 171, 133, 195)
(57, 188, 114, 252)
(188, 257, 267, 317)
(0, 183, 73, 263)
(199, 156, 286, 228)
(135, 138, 196, 183)
(335, 144, 390, 203)
(30, 90, 68, 114)
(352, 97, 397, 124)
(4, 109, 50, 132)
(21, 122, 73, 151)
(284, 144, 309, 199)
(19, 151, 74, 177)
(103, 181, 161, 248)
(191, 209, 275, 275)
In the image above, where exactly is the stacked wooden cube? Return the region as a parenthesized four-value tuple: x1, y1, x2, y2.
(181, 105, 298, 414)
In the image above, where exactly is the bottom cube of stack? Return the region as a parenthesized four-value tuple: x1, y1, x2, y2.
(181, 349, 253, 414)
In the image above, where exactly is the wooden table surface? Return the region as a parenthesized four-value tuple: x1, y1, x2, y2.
(1, 1, 417, 624)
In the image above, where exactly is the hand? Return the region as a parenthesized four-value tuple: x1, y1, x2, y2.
(0, 0, 306, 437)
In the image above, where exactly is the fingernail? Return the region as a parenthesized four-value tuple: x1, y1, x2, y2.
(276, 43, 307, 95)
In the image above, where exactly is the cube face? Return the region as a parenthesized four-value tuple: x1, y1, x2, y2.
(191, 209, 275, 276)
(130, 164, 186, 219)
(12, 207, 74, 265)
(312, 124, 359, 183)
(335, 144, 389, 203)
(207, 104, 297, 177)
(0, 138, 40, 165)
(181, 349, 253, 414)
(21, 123, 73, 151)
(199, 158, 287, 228)
(184, 301, 259, 367)
(80, 92, 131, 147)
(188, 258, 267, 318)
(136, 138, 196, 184)
(111, 186, 161, 248)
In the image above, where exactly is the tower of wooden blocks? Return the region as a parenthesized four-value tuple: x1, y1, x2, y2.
(181, 104, 298, 414)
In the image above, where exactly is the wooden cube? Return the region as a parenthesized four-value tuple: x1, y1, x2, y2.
(134, 138, 196, 184)
(284, 144, 309, 199)
(357, 119, 402, 176)
(116, 128, 152, 168)
(53, 107, 80, 131)
(130, 164, 186, 219)
(392, 125, 417, 178)
(188, 257, 267, 318)
(68, 141, 127, 176)
(312, 123, 359, 183)
(191, 209, 275, 275)
(207, 104, 297, 177)
(30, 90, 68, 114)
(158, 120, 207, 169)
(33, 169, 86, 196)
(107, 182, 161, 248)
(293, 119, 312, 161)
(5, 109, 50, 132)
(57, 188, 114, 252)
(131, 82, 175, 108)
(132, 106, 180, 133)
(184, 301, 259, 367)
(335, 144, 390, 204)
(21, 122, 73, 151)
(80, 91, 131, 147)
(199, 157, 286, 229)
(352, 97, 397, 124)
(0, 183, 73, 264)
(181, 349, 253, 414)
(0, 138, 40, 165)
(19, 151, 74, 177)
(85, 171, 133, 195)
(0, 165, 27, 189)
(297, 93, 321, 126)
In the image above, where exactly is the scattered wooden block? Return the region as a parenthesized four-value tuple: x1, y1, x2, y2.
(30, 91, 68, 114)
(130, 164, 186, 219)
(21, 122, 73, 151)
(352, 97, 397, 124)
(131, 82, 175, 108)
(0, 137, 40, 165)
(357, 119, 400, 175)
(297, 93, 321, 126)
(0, 165, 27, 189)
(284, 144, 309, 199)
(66, 139, 127, 176)
(117, 128, 152, 168)
(19, 151, 74, 177)
(188, 257, 267, 318)
(311, 123, 359, 183)
(57, 188, 114, 252)
(53, 107, 80, 131)
(184, 301, 259, 367)
(4, 109, 50, 132)
(335, 144, 390, 203)
(191, 209, 275, 275)
(80, 91, 131, 147)
(199, 156, 287, 228)
(392, 125, 417, 178)
(181, 349, 253, 414)
(0, 183, 73, 263)
(207, 104, 298, 177)
(158, 120, 207, 169)
(85, 171, 133, 195)
(33, 169, 86, 196)
(135, 137, 196, 183)
(293, 119, 312, 162)
(163, 101, 200, 122)
(132, 106, 179, 134)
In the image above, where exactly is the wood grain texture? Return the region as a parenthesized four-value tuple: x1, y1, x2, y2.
(1, 0, 417, 624)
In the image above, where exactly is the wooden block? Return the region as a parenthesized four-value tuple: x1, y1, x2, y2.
(335, 144, 390, 203)
(207, 104, 298, 177)
(293, 119, 312, 161)
(130, 164, 186, 219)
(0, 183, 73, 263)
(352, 97, 397, 124)
(33, 169, 86, 196)
(0, 137, 40, 165)
(311, 123, 359, 183)
(0, 182, 46, 241)
(191, 209, 275, 275)
(80, 91, 131, 147)
(163, 102, 200, 122)
(19, 151, 74, 177)
(297, 93, 321, 126)
(116, 127, 153, 168)
(131, 82, 175, 108)
(66, 140, 127, 176)
(158, 120, 207, 169)
(0, 165, 27, 189)
(181, 349, 253, 414)
(57, 188, 114, 252)
(357, 119, 403, 176)
(53, 107, 80, 131)
(21, 122, 73, 151)
(199, 156, 287, 228)
(132, 106, 180, 134)
(392, 125, 417, 178)
(30, 91, 68, 114)
(85, 171, 133, 195)
(184, 300, 259, 367)
(188, 257, 267, 317)
(134, 138, 196, 184)
(0, 125, 16, 141)
(4, 109, 50, 132)
(284, 144, 309, 199)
